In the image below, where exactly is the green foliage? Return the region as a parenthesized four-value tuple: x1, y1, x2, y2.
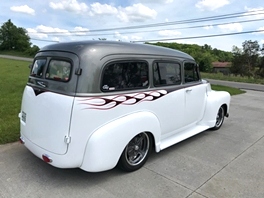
(231, 40, 261, 77)
(0, 19, 31, 51)
(25, 45, 40, 56)
(197, 52, 214, 72)
(0, 58, 30, 144)
(149, 41, 263, 79)
(256, 44, 264, 78)
(148, 42, 233, 72)
(0, 19, 39, 57)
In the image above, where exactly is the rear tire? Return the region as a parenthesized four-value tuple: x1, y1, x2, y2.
(118, 132, 152, 172)
(211, 106, 225, 130)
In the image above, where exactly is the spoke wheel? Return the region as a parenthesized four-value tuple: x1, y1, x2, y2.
(118, 132, 152, 172)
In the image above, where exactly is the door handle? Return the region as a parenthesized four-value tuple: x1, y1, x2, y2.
(37, 80, 47, 88)
(186, 89, 192, 92)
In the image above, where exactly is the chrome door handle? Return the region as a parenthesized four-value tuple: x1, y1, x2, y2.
(186, 89, 192, 92)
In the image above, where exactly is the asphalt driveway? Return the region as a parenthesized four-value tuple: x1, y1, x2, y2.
(0, 90, 264, 198)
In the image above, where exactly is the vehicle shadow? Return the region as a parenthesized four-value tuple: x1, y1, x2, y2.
(147, 130, 211, 164)
(17, 145, 135, 188)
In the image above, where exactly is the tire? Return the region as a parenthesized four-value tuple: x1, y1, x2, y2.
(118, 132, 152, 172)
(211, 106, 225, 130)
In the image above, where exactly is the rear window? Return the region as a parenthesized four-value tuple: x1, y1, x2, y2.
(45, 60, 71, 82)
(31, 59, 47, 77)
(102, 61, 149, 91)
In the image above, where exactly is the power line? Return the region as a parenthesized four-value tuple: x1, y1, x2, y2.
(27, 9, 264, 34)
(30, 38, 59, 42)
(30, 29, 264, 44)
(29, 17, 264, 37)
(27, 9, 264, 43)
(132, 29, 264, 43)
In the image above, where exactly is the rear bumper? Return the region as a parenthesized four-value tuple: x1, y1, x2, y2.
(20, 135, 81, 169)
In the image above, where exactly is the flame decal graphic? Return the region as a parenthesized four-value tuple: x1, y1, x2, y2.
(78, 90, 167, 110)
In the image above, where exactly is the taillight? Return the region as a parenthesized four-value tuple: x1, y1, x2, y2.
(42, 154, 53, 163)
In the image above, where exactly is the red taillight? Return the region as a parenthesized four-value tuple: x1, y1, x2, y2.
(19, 137, 25, 144)
(42, 154, 53, 163)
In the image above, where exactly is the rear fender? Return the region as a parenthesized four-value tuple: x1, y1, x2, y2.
(80, 111, 161, 172)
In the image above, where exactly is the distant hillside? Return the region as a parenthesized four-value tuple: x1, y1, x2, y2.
(147, 42, 233, 72)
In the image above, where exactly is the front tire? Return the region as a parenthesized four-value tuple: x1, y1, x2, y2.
(118, 132, 152, 172)
(211, 106, 225, 130)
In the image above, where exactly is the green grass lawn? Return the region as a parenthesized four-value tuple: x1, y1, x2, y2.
(0, 58, 30, 144)
(201, 72, 264, 85)
(211, 84, 246, 95)
(0, 57, 245, 144)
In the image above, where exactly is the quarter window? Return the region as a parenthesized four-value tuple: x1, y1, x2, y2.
(153, 62, 181, 86)
(46, 60, 71, 82)
(31, 59, 46, 77)
(184, 63, 200, 83)
(102, 61, 149, 91)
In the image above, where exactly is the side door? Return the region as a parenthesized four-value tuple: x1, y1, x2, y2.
(183, 62, 207, 126)
(152, 61, 186, 136)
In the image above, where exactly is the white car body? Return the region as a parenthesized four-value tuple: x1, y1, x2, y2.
(19, 41, 230, 172)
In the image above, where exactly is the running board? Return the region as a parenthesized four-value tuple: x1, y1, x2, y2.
(160, 125, 210, 150)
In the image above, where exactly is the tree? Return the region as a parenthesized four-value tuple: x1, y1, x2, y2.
(198, 52, 213, 72)
(231, 41, 260, 77)
(256, 44, 264, 77)
(0, 19, 31, 51)
(202, 44, 212, 51)
(25, 45, 40, 56)
(242, 40, 259, 77)
(230, 46, 246, 76)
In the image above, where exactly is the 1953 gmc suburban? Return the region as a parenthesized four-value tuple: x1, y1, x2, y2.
(19, 41, 230, 172)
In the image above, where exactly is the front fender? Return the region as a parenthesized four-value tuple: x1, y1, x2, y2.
(80, 111, 161, 172)
(199, 90, 231, 127)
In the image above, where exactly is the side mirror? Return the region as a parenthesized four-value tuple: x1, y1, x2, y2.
(28, 64, 32, 69)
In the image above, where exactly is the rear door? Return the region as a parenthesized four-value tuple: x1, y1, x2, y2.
(20, 51, 79, 155)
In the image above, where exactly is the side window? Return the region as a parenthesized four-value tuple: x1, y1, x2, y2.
(184, 63, 200, 83)
(30, 59, 47, 77)
(102, 61, 149, 91)
(153, 62, 181, 86)
(45, 60, 71, 82)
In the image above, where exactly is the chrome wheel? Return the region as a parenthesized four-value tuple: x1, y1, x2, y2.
(125, 133, 150, 166)
(211, 106, 225, 130)
(118, 132, 152, 172)
(215, 106, 224, 128)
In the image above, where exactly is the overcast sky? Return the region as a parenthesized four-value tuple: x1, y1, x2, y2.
(1, 0, 264, 51)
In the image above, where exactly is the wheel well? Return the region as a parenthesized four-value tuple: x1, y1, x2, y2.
(222, 104, 228, 117)
(146, 132, 155, 150)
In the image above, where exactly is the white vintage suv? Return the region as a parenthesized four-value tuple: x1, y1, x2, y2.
(19, 41, 230, 172)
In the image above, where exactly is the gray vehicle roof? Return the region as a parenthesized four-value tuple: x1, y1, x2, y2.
(40, 40, 194, 60)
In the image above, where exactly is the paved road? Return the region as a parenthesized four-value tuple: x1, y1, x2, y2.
(0, 55, 32, 62)
(0, 90, 264, 198)
(206, 79, 264, 92)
